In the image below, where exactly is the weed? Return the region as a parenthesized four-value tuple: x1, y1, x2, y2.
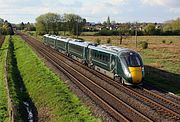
(96, 38, 101, 44)
(140, 41, 148, 49)
(162, 40, 166, 43)
(107, 38, 111, 44)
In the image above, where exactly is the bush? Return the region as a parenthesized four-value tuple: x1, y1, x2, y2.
(97, 29, 119, 36)
(169, 41, 173, 44)
(140, 41, 148, 49)
(96, 38, 101, 44)
(107, 38, 111, 44)
(162, 40, 166, 43)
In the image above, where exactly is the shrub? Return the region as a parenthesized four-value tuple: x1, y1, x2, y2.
(96, 38, 101, 44)
(107, 38, 111, 44)
(169, 41, 173, 44)
(140, 41, 148, 49)
(162, 40, 166, 43)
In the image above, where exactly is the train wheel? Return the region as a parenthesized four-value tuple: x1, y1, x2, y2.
(121, 78, 125, 85)
(114, 76, 121, 83)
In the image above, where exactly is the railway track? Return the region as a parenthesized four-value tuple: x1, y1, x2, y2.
(19, 33, 180, 121)
(19, 33, 154, 122)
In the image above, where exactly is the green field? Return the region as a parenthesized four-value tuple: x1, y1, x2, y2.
(12, 35, 100, 122)
(0, 36, 9, 122)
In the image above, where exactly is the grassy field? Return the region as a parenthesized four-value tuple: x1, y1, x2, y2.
(0, 36, 9, 122)
(24, 31, 180, 95)
(12, 35, 100, 122)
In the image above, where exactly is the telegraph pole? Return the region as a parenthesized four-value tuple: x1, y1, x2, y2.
(135, 22, 138, 48)
(76, 21, 78, 38)
(135, 29, 137, 48)
(76, 17, 79, 38)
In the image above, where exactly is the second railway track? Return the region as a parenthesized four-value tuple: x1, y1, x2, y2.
(19, 33, 180, 122)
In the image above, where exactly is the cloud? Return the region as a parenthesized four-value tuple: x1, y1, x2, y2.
(141, 0, 180, 12)
(0, 0, 179, 23)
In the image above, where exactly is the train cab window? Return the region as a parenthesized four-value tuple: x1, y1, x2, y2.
(120, 52, 143, 67)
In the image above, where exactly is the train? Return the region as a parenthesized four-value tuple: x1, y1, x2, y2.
(43, 34, 145, 85)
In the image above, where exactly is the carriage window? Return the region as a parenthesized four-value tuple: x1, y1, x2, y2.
(100, 54, 102, 60)
(106, 56, 108, 62)
(102, 55, 105, 61)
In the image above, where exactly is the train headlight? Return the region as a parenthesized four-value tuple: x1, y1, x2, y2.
(124, 67, 131, 78)
(142, 66, 145, 76)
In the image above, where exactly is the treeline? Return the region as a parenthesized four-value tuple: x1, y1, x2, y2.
(0, 18, 14, 35)
(97, 18, 180, 36)
(16, 22, 36, 31)
(35, 13, 86, 35)
(15, 13, 179, 36)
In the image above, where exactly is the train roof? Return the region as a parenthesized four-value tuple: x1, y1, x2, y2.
(44, 34, 137, 55)
(89, 44, 135, 56)
(69, 40, 97, 47)
(56, 36, 68, 42)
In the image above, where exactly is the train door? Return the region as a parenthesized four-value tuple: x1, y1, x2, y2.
(110, 55, 116, 73)
(88, 48, 92, 64)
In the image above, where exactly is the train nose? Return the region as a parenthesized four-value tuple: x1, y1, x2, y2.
(128, 67, 142, 84)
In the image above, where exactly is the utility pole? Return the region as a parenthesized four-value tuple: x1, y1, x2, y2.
(76, 21, 78, 38)
(135, 22, 138, 48)
(135, 29, 137, 48)
(76, 17, 79, 38)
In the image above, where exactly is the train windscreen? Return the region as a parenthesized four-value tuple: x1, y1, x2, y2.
(120, 52, 143, 67)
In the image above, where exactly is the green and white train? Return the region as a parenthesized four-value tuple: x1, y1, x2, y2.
(44, 34, 145, 85)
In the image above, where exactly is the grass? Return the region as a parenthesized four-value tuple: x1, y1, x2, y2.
(24, 31, 180, 95)
(7, 37, 35, 121)
(12, 35, 101, 122)
(0, 36, 9, 122)
(80, 32, 98, 36)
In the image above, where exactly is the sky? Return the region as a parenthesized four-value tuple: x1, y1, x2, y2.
(0, 0, 179, 24)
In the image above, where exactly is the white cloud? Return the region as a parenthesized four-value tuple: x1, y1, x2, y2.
(0, 0, 179, 23)
(141, 0, 180, 12)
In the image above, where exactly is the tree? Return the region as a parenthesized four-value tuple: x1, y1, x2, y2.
(107, 16, 111, 28)
(35, 13, 61, 35)
(0, 20, 14, 35)
(63, 13, 86, 36)
(163, 18, 180, 35)
(144, 24, 156, 35)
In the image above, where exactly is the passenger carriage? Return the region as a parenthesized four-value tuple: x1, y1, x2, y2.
(43, 34, 49, 45)
(68, 40, 96, 63)
(45, 35, 57, 48)
(55, 36, 69, 54)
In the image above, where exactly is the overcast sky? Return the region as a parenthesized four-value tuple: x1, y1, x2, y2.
(0, 0, 179, 24)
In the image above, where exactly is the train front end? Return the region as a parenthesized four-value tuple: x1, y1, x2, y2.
(119, 51, 145, 85)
